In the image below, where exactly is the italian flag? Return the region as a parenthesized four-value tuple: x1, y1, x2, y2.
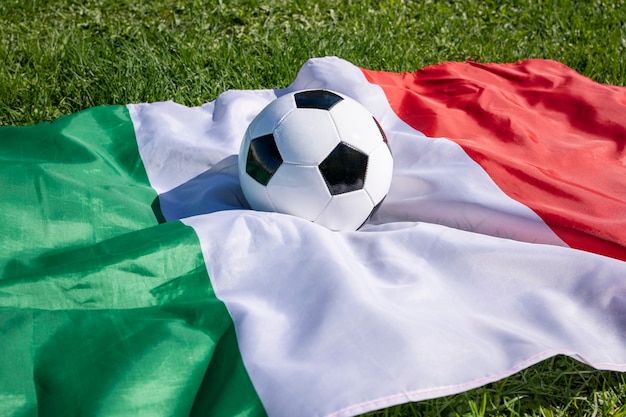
(1, 57, 625, 417)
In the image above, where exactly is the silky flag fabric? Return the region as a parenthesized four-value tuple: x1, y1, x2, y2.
(360, 60, 626, 261)
(1, 57, 626, 417)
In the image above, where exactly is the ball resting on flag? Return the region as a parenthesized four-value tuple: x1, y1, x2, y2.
(238, 89, 394, 231)
(4, 56, 626, 417)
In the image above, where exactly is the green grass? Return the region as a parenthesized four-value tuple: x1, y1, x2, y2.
(363, 356, 626, 417)
(1, 0, 625, 125)
(2, 0, 626, 415)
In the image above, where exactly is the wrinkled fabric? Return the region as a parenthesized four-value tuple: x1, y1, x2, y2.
(2, 57, 626, 417)
(362, 59, 626, 260)
(0, 107, 265, 417)
(129, 57, 626, 417)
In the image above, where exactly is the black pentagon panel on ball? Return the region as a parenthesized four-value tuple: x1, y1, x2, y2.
(246, 134, 283, 185)
(294, 90, 343, 111)
(319, 142, 368, 195)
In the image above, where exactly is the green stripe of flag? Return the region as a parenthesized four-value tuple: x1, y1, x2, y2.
(1, 105, 160, 276)
(0, 106, 266, 417)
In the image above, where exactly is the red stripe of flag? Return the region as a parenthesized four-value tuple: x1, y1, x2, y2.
(362, 59, 626, 261)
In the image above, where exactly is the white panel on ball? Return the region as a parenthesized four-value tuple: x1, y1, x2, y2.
(266, 164, 332, 221)
(314, 189, 375, 231)
(239, 173, 276, 212)
(237, 131, 253, 188)
(238, 130, 251, 163)
(274, 109, 341, 165)
(247, 94, 297, 138)
(330, 99, 383, 154)
(364, 142, 394, 205)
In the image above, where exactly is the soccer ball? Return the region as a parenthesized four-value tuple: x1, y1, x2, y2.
(238, 89, 393, 231)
